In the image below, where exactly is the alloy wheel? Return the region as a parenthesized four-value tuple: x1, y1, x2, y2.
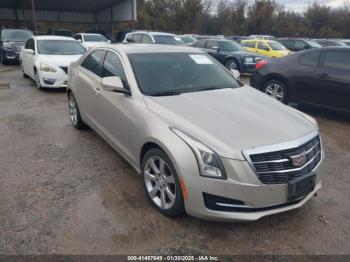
(68, 94, 78, 126)
(144, 156, 176, 210)
(227, 60, 238, 70)
(265, 83, 284, 102)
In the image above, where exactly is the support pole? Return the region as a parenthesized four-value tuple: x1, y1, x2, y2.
(31, 0, 38, 35)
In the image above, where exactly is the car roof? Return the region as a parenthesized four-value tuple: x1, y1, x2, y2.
(130, 31, 175, 36)
(97, 43, 203, 54)
(33, 36, 75, 41)
(78, 33, 103, 36)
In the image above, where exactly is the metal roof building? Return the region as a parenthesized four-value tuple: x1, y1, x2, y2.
(0, 0, 137, 32)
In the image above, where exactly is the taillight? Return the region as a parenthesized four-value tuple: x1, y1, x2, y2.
(256, 60, 267, 70)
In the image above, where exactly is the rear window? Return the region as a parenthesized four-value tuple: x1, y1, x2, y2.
(299, 52, 320, 67)
(243, 41, 256, 48)
(323, 51, 350, 71)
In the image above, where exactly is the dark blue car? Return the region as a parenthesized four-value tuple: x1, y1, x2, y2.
(0, 29, 33, 65)
(194, 39, 266, 73)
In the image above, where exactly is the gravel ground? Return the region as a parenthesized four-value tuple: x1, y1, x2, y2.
(0, 64, 349, 255)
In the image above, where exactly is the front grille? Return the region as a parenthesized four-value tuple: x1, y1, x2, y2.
(247, 135, 322, 185)
(60, 67, 68, 74)
(14, 43, 24, 54)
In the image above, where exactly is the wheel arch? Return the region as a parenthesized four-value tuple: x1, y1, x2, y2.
(225, 56, 241, 70)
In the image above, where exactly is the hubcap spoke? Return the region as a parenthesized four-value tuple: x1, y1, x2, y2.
(149, 158, 159, 174)
(160, 190, 166, 208)
(164, 175, 175, 184)
(149, 185, 160, 198)
(165, 186, 175, 204)
(144, 171, 156, 182)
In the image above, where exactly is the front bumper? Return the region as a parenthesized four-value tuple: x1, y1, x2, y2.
(3, 50, 20, 61)
(39, 69, 68, 88)
(242, 62, 256, 73)
(180, 158, 322, 222)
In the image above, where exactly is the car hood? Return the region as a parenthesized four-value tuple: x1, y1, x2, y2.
(144, 87, 316, 160)
(222, 50, 264, 58)
(37, 54, 83, 67)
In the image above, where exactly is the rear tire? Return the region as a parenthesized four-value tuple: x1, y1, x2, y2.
(142, 148, 185, 217)
(263, 79, 288, 104)
(68, 92, 88, 130)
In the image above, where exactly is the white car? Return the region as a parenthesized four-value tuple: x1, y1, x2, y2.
(73, 33, 110, 50)
(20, 36, 85, 89)
(124, 31, 185, 46)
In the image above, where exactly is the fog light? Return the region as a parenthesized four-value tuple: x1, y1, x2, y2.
(43, 78, 56, 85)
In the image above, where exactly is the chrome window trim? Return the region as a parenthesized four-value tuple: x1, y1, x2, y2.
(242, 130, 323, 176)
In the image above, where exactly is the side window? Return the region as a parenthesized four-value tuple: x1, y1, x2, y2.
(74, 35, 82, 41)
(81, 50, 106, 77)
(299, 52, 320, 67)
(102, 51, 128, 88)
(258, 42, 269, 51)
(194, 40, 205, 48)
(323, 51, 350, 71)
(133, 34, 143, 43)
(295, 41, 307, 50)
(245, 41, 256, 48)
(142, 34, 153, 43)
(25, 38, 35, 51)
(206, 41, 219, 49)
(280, 40, 293, 49)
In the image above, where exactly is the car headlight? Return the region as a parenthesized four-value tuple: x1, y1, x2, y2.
(3, 42, 12, 50)
(244, 57, 254, 63)
(171, 128, 226, 179)
(40, 63, 57, 73)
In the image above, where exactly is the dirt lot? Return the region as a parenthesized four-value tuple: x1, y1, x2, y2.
(0, 64, 349, 255)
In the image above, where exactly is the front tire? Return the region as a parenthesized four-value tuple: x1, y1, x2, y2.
(20, 61, 29, 78)
(35, 70, 43, 90)
(68, 92, 87, 130)
(263, 79, 288, 104)
(226, 58, 240, 72)
(142, 149, 185, 217)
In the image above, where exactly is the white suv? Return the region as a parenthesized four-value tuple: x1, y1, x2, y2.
(124, 31, 185, 46)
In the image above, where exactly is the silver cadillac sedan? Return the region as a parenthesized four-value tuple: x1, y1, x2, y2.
(67, 44, 324, 221)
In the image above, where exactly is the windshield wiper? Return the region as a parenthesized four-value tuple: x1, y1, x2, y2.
(149, 90, 183, 97)
(193, 86, 231, 92)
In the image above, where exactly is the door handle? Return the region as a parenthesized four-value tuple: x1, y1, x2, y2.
(94, 88, 101, 96)
(319, 73, 330, 79)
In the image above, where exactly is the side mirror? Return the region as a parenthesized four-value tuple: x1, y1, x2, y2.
(102, 76, 131, 95)
(231, 69, 240, 80)
(26, 49, 34, 55)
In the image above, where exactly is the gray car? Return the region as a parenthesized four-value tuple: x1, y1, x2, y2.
(67, 44, 324, 221)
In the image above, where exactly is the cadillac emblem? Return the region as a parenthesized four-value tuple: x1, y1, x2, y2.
(290, 152, 307, 167)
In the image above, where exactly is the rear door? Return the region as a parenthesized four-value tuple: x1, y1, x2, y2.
(290, 51, 321, 104)
(315, 50, 350, 111)
(73, 49, 106, 126)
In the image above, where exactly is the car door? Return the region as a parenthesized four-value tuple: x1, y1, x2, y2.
(314, 50, 350, 111)
(73, 49, 106, 126)
(21, 38, 36, 77)
(204, 41, 222, 61)
(290, 51, 321, 104)
(97, 50, 133, 157)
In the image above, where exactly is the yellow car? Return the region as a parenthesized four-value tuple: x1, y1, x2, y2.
(241, 39, 291, 58)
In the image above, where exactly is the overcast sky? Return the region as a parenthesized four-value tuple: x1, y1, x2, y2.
(225, 0, 350, 12)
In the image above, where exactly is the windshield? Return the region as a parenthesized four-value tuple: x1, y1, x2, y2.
(84, 34, 108, 42)
(268, 41, 287, 50)
(128, 53, 239, 96)
(219, 41, 245, 52)
(37, 40, 85, 55)
(153, 35, 185, 45)
(180, 36, 197, 44)
(1, 30, 33, 42)
(306, 40, 322, 48)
